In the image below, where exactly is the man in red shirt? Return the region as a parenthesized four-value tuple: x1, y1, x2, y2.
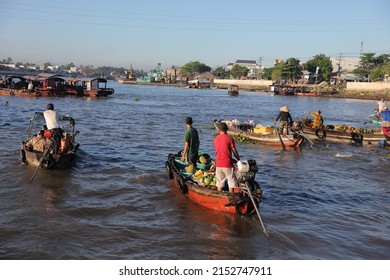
(214, 122, 240, 192)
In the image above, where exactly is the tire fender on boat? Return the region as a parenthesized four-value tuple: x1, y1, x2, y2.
(165, 161, 173, 180)
(315, 128, 326, 139)
(351, 132, 363, 144)
(20, 142, 26, 164)
(235, 197, 258, 216)
(176, 176, 188, 194)
(41, 156, 55, 169)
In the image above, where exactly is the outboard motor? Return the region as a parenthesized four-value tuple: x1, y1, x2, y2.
(235, 159, 262, 201)
(236, 160, 258, 185)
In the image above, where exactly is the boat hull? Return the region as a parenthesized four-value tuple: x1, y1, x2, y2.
(300, 124, 385, 145)
(0, 88, 42, 97)
(166, 153, 262, 215)
(21, 142, 79, 169)
(214, 121, 304, 148)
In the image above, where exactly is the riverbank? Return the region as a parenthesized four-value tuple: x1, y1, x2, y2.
(120, 81, 389, 101)
(321, 89, 390, 101)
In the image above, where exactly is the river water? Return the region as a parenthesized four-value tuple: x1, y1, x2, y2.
(0, 82, 389, 260)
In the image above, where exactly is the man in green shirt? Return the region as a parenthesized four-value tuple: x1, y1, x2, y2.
(180, 116, 200, 173)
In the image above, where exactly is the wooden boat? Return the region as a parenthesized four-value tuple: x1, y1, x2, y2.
(214, 120, 305, 148)
(0, 75, 42, 97)
(20, 112, 80, 170)
(33, 73, 67, 96)
(227, 84, 239, 96)
(188, 79, 211, 89)
(165, 152, 263, 215)
(297, 119, 386, 146)
(0, 88, 42, 97)
(270, 84, 296, 96)
(66, 77, 114, 97)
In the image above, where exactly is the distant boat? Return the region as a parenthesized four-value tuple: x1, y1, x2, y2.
(66, 77, 115, 97)
(227, 84, 239, 96)
(117, 78, 137, 84)
(270, 84, 296, 96)
(1, 74, 114, 98)
(188, 79, 211, 89)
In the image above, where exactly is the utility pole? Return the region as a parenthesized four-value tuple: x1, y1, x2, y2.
(360, 41, 363, 56)
(258, 57, 263, 78)
(337, 53, 342, 83)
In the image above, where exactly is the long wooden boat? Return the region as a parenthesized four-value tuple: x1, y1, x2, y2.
(20, 112, 80, 169)
(165, 153, 263, 215)
(0, 88, 42, 97)
(66, 77, 114, 97)
(1, 74, 114, 98)
(298, 120, 385, 146)
(214, 120, 305, 148)
(0, 75, 41, 97)
(270, 84, 296, 96)
(33, 73, 67, 96)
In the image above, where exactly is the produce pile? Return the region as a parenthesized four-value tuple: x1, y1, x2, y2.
(332, 125, 381, 134)
(192, 169, 217, 187)
(191, 154, 217, 188)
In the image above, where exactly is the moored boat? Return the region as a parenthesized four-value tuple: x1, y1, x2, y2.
(227, 84, 239, 96)
(65, 77, 114, 97)
(270, 84, 296, 96)
(20, 112, 80, 170)
(33, 73, 67, 96)
(214, 120, 305, 148)
(165, 152, 263, 215)
(0, 75, 42, 97)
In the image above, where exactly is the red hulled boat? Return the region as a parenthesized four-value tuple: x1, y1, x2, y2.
(165, 153, 263, 216)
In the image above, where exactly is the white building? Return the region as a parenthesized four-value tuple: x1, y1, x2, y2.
(227, 59, 263, 78)
(330, 57, 360, 73)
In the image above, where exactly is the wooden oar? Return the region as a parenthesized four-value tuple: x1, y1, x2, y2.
(275, 125, 287, 151)
(29, 144, 52, 182)
(363, 113, 376, 125)
(245, 182, 269, 237)
(295, 130, 315, 147)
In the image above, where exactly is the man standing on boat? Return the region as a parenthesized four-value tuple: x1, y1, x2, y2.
(274, 105, 293, 136)
(43, 103, 62, 153)
(214, 122, 240, 193)
(180, 116, 199, 174)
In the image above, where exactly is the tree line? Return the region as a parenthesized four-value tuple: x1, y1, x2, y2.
(193, 53, 390, 84)
(3, 52, 390, 83)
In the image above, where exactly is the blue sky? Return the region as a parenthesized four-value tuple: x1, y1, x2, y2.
(0, 0, 389, 70)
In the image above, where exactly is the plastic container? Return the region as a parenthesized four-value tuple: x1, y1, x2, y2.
(237, 160, 250, 172)
(253, 126, 274, 134)
(196, 162, 211, 170)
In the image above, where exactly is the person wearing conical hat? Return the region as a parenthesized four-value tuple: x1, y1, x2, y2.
(304, 109, 324, 129)
(274, 105, 293, 136)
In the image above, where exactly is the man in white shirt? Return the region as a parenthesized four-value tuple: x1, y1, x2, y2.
(376, 98, 386, 117)
(43, 103, 62, 153)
